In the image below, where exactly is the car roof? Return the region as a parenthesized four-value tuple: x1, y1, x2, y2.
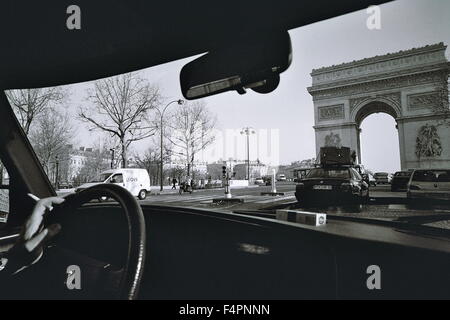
(0, 0, 391, 90)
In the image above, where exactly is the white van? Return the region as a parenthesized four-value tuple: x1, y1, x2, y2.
(76, 168, 151, 200)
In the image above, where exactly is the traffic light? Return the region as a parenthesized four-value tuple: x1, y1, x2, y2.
(222, 166, 227, 178)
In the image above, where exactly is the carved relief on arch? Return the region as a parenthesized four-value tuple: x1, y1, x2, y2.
(324, 132, 342, 148)
(415, 124, 442, 158)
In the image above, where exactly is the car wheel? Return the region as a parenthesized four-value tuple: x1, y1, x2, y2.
(138, 189, 147, 200)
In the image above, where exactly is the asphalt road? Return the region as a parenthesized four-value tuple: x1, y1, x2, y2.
(142, 182, 297, 209)
(140, 183, 450, 229)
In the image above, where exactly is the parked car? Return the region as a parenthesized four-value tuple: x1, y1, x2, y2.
(254, 177, 265, 186)
(374, 172, 391, 184)
(263, 176, 272, 186)
(205, 180, 223, 189)
(75, 168, 151, 200)
(295, 166, 369, 205)
(407, 169, 450, 202)
(367, 173, 377, 186)
(391, 171, 412, 191)
(277, 174, 287, 182)
(57, 182, 73, 189)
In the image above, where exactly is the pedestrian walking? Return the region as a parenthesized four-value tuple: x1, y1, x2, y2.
(172, 177, 177, 189)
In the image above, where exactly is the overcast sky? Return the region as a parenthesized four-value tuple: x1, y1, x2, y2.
(66, 0, 450, 173)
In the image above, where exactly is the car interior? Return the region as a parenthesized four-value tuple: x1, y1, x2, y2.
(0, 1, 449, 300)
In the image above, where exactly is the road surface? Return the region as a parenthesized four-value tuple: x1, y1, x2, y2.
(139, 183, 450, 229)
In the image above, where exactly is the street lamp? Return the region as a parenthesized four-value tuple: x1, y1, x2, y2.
(240, 127, 256, 181)
(110, 148, 115, 169)
(55, 155, 59, 190)
(155, 99, 184, 191)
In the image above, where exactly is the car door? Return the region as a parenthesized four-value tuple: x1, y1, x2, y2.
(435, 170, 450, 200)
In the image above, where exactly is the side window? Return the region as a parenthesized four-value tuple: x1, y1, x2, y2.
(0, 161, 10, 224)
(111, 174, 123, 183)
(437, 171, 450, 182)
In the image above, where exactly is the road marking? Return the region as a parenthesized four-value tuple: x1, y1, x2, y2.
(256, 195, 296, 204)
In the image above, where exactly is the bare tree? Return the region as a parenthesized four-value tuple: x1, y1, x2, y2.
(29, 109, 73, 179)
(5, 87, 68, 134)
(133, 148, 160, 185)
(74, 146, 111, 185)
(102, 135, 123, 169)
(79, 72, 161, 168)
(167, 166, 186, 184)
(133, 141, 172, 185)
(167, 101, 216, 177)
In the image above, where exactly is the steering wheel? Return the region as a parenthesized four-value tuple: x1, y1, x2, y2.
(47, 184, 146, 300)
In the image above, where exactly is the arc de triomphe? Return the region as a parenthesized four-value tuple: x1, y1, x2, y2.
(308, 43, 450, 170)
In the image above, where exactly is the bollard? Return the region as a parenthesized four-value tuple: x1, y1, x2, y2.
(271, 168, 277, 193)
(224, 172, 232, 199)
(261, 168, 285, 196)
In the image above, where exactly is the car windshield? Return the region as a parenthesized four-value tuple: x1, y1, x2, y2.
(2, 0, 450, 232)
(395, 172, 411, 177)
(374, 173, 388, 177)
(412, 170, 450, 182)
(306, 169, 350, 179)
(89, 173, 111, 183)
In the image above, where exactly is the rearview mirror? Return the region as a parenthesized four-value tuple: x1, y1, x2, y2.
(180, 31, 292, 100)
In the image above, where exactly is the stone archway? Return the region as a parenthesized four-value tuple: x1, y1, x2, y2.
(352, 100, 401, 170)
(308, 43, 450, 170)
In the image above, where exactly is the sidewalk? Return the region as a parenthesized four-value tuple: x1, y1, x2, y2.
(55, 185, 261, 196)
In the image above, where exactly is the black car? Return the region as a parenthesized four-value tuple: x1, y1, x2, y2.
(262, 176, 272, 186)
(295, 166, 369, 205)
(391, 171, 412, 192)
